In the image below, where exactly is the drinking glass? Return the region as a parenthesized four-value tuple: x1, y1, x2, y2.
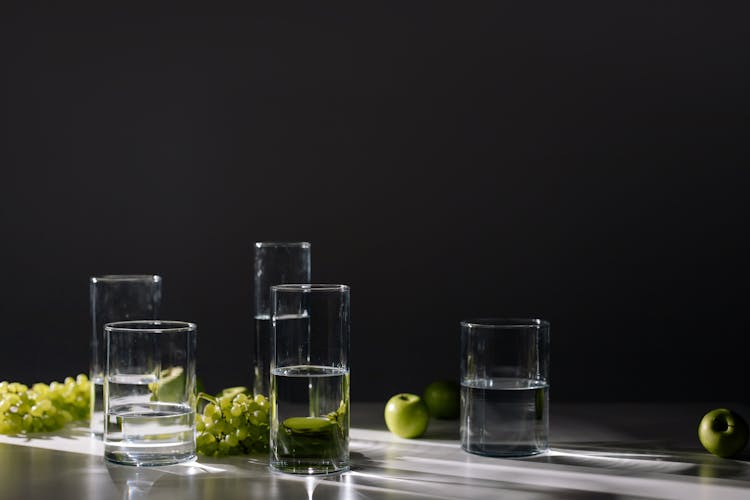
(253, 242, 311, 397)
(270, 284, 350, 474)
(103, 320, 197, 466)
(89, 275, 162, 438)
(460, 318, 550, 457)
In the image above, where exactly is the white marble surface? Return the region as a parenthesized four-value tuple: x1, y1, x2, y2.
(0, 402, 748, 499)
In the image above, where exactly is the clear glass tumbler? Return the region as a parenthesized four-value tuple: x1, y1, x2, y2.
(270, 284, 350, 474)
(103, 320, 197, 466)
(460, 318, 550, 457)
(253, 242, 311, 398)
(89, 275, 162, 438)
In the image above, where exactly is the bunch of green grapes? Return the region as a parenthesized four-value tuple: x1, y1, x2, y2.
(0, 374, 90, 434)
(196, 391, 270, 456)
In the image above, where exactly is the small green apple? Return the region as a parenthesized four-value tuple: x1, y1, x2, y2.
(423, 380, 460, 419)
(148, 366, 185, 403)
(384, 393, 429, 438)
(278, 417, 345, 460)
(698, 408, 749, 458)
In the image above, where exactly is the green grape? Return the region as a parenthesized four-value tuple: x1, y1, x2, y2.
(218, 396, 232, 411)
(204, 403, 218, 419)
(196, 415, 206, 432)
(224, 433, 239, 447)
(195, 389, 270, 456)
(0, 373, 90, 435)
(236, 426, 248, 441)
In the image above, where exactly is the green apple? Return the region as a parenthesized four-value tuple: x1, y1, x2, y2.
(698, 408, 749, 458)
(148, 366, 185, 403)
(423, 380, 460, 419)
(277, 416, 345, 460)
(384, 393, 429, 438)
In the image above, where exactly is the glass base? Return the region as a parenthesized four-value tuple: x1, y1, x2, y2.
(270, 459, 349, 475)
(461, 443, 548, 458)
(104, 450, 196, 467)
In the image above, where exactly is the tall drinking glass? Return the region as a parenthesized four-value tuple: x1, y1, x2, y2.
(89, 275, 162, 438)
(270, 284, 350, 474)
(104, 320, 197, 466)
(460, 318, 550, 457)
(253, 242, 311, 397)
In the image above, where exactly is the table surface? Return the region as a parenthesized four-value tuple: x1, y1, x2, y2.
(0, 402, 748, 500)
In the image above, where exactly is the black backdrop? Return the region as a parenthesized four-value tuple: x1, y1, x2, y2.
(1, 2, 748, 403)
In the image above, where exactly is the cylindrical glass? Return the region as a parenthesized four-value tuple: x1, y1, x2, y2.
(103, 320, 197, 466)
(253, 242, 311, 397)
(270, 284, 350, 475)
(89, 275, 162, 438)
(460, 318, 550, 457)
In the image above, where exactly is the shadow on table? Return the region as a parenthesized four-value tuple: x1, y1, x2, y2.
(4, 424, 92, 442)
(527, 442, 750, 482)
(104, 453, 277, 500)
(347, 451, 623, 499)
(352, 406, 461, 440)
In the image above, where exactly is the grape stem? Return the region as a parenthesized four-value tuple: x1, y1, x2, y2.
(197, 392, 217, 405)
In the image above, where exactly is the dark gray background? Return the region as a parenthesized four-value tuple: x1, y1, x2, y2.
(1, 2, 748, 403)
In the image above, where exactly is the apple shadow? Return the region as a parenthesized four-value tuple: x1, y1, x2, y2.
(422, 418, 460, 440)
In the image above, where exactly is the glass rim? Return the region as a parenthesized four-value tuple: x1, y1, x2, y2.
(104, 320, 195, 333)
(254, 241, 310, 248)
(461, 318, 549, 329)
(271, 283, 349, 293)
(90, 274, 161, 283)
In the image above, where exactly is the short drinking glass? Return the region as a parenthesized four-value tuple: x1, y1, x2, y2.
(270, 284, 350, 474)
(460, 318, 550, 457)
(104, 320, 197, 466)
(89, 275, 162, 438)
